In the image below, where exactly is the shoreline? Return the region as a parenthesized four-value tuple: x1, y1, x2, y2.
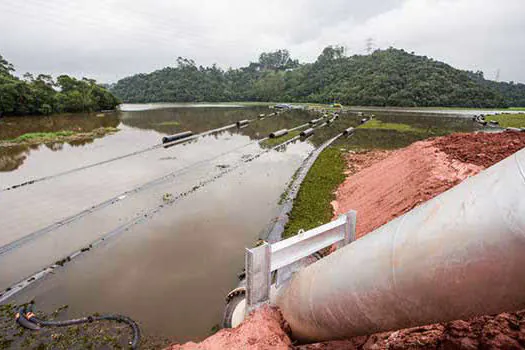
(168, 130, 525, 349)
(0, 127, 119, 148)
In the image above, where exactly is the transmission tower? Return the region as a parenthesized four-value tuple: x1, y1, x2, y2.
(366, 38, 374, 54)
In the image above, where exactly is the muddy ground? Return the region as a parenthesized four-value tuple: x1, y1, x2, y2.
(168, 131, 525, 349)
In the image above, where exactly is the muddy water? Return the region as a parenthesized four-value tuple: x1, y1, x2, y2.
(0, 105, 484, 343)
(0, 105, 319, 343)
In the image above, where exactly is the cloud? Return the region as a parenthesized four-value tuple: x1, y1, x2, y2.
(0, 0, 523, 83)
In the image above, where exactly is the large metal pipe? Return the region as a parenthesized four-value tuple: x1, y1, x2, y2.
(275, 148, 525, 342)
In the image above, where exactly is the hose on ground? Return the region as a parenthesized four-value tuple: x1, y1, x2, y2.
(15, 302, 141, 349)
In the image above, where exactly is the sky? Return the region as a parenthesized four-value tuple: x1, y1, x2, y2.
(0, 0, 524, 84)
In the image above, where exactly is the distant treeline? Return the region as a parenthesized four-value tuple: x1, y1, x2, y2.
(0, 55, 120, 116)
(111, 47, 525, 108)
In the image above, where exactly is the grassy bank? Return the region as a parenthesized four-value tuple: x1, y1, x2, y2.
(487, 113, 525, 128)
(282, 147, 346, 238)
(358, 119, 426, 133)
(154, 121, 180, 127)
(1, 127, 119, 146)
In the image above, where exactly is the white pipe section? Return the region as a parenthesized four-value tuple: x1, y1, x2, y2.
(276, 148, 525, 342)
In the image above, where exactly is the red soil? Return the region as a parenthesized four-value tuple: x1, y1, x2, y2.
(168, 131, 525, 350)
(167, 306, 292, 350)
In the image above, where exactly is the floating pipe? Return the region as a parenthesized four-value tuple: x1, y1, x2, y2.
(259, 114, 266, 118)
(236, 120, 249, 127)
(162, 131, 193, 144)
(275, 148, 525, 342)
(269, 129, 289, 138)
(343, 127, 354, 136)
(300, 128, 314, 138)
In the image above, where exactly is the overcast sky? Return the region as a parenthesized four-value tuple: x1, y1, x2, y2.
(0, 0, 524, 84)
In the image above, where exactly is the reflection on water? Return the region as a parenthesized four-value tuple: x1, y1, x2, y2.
(0, 113, 120, 172)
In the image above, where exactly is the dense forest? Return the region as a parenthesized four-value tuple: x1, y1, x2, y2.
(111, 48, 525, 108)
(0, 55, 120, 116)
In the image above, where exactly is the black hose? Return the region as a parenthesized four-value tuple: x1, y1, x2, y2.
(16, 302, 141, 349)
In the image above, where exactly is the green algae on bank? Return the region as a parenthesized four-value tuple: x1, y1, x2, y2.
(282, 147, 346, 239)
(487, 113, 525, 128)
(0, 127, 119, 147)
(358, 119, 426, 133)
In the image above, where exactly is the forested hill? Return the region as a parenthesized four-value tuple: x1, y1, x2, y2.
(111, 48, 525, 108)
(0, 55, 120, 116)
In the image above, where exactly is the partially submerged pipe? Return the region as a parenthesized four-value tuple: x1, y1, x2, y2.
(269, 129, 289, 138)
(162, 131, 193, 144)
(275, 148, 525, 342)
(236, 120, 249, 128)
(309, 118, 322, 125)
(300, 128, 314, 138)
(343, 127, 354, 136)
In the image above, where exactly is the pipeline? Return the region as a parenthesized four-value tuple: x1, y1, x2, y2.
(269, 129, 289, 138)
(236, 120, 249, 128)
(223, 124, 352, 326)
(2, 119, 254, 192)
(506, 127, 525, 132)
(300, 128, 314, 138)
(16, 302, 140, 349)
(343, 127, 355, 136)
(264, 130, 345, 244)
(274, 147, 525, 342)
(162, 131, 193, 143)
(0, 122, 331, 303)
(0, 139, 260, 257)
(0, 118, 316, 258)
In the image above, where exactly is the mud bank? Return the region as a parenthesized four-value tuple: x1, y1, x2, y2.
(0, 127, 118, 147)
(167, 131, 525, 349)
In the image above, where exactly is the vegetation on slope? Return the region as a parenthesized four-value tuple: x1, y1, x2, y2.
(358, 119, 425, 133)
(282, 147, 346, 238)
(0, 127, 118, 146)
(111, 47, 525, 108)
(0, 55, 120, 116)
(488, 113, 525, 128)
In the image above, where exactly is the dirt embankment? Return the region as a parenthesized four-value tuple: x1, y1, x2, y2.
(168, 131, 525, 350)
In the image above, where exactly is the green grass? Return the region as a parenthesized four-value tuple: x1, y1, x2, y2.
(3, 127, 119, 144)
(358, 119, 425, 133)
(261, 130, 301, 148)
(10, 130, 76, 142)
(282, 147, 346, 238)
(488, 113, 525, 128)
(155, 121, 180, 126)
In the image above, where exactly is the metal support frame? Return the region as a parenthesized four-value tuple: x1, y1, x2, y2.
(245, 210, 356, 313)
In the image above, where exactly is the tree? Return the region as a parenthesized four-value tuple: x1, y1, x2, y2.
(0, 55, 14, 76)
(0, 54, 120, 116)
(258, 50, 299, 71)
(110, 47, 522, 108)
